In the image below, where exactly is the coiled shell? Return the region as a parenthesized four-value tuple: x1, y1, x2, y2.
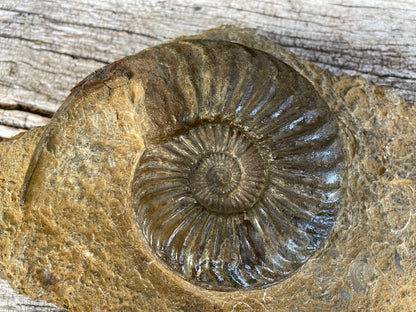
(131, 40, 346, 290)
(23, 39, 346, 291)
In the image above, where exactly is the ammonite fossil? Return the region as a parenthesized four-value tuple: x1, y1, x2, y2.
(23, 39, 346, 291)
(1, 27, 415, 312)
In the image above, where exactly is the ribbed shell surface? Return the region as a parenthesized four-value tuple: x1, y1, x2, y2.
(132, 40, 346, 291)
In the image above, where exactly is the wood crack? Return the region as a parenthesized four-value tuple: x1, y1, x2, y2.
(0, 33, 110, 64)
(0, 7, 160, 40)
(0, 102, 54, 118)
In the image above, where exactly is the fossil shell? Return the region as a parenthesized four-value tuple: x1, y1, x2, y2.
(349, 261, 378, 293)
(23, 39, 346, 291)
(131, 40, 347, 290)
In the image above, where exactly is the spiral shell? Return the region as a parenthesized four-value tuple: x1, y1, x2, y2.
(131, 40, 346, 290)
(23, 39, 346, 291)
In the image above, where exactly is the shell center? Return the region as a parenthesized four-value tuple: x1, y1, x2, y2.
(206, 165, 234, 192)
(186, 125, 266, 215)
(198, 153, 242, 196)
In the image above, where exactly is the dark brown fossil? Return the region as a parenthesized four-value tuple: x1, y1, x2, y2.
(131, 40, 347, 291)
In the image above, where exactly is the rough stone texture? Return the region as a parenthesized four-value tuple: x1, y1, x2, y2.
(0, 27, 415, 311)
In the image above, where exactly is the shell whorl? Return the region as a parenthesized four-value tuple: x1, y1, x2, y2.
(132, 40, 346, 290)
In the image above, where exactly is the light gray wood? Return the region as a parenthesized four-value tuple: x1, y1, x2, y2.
(0, 280, 67, 312)
(0, 0, 415, 310)
(0, 124, 24, 138)
(0, 109, 49, 129)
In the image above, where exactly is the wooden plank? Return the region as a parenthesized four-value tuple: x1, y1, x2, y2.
(0, 109, 49, 129)
(0, 280, 67, 312)
(0, 124, 24, 139)
(0, 0, 415, 310)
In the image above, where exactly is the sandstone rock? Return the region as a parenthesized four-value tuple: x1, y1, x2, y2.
(0, 26, 415, 311)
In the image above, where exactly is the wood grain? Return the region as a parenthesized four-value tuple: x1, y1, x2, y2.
(0, 279, 67, 312)
(0, 0, 415, 310)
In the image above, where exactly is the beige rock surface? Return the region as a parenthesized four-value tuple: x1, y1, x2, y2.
(0, 27, 415, 311)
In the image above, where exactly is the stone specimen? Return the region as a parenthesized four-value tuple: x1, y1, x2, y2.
(0, 26, 415, 311)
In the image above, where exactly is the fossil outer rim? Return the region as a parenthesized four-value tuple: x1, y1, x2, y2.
(19, 37, 348, 292)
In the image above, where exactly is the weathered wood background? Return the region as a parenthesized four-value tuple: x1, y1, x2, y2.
(0, 0, 415, 310)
